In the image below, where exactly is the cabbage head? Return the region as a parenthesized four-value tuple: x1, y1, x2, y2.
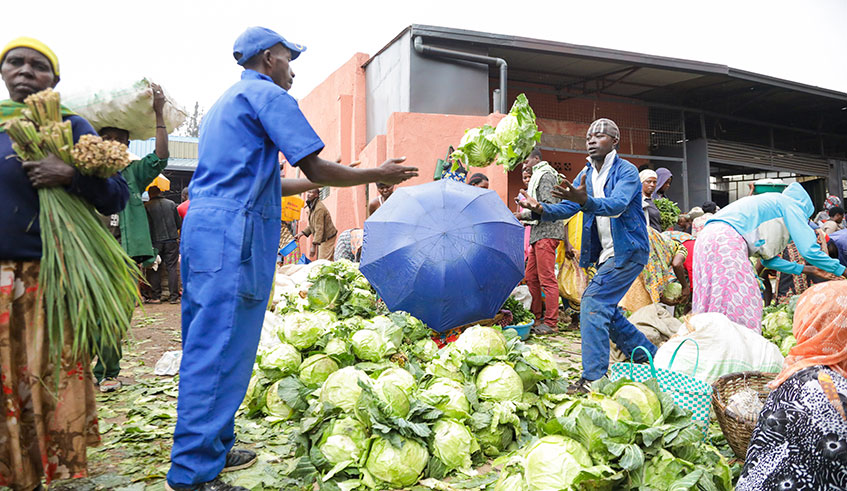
(516, 344, 560, 390)
(524, 435, 592, 491)
(351, 329, 390, 362)
(417, 378, 470, 420)
(476, 362, 524, 402)
(376, 367, 416, 395)
(243, 370, 271, 418)
(298, 354, 339, 386)
(452, 125, 498, 168)
(430, 419, 476, 472)
(412, 338, 439, 362)
(318, 416, 369, 466)
(375, 377, 411, 418)
(263, 379, 294, 420)
(365, 436, 429, 488)
(281, 311, 324, 350)
(320, 367, 370, 411)
(663, 282, 682, 301)
(455, 325, 508, 362)
(365, 315, 403, 350)
(258, 342, 301, 379)
(495, 469, 528, 491)
(612, 381, 662, 425)
(780, 335, 797, 356)
(307, 276, 342, 310)
(426, 345, 464, 383)
(324, 337, 349, 357)
(477, 424, 514, 456)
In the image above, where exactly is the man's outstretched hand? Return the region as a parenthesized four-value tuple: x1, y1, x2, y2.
(377, 157, 418, 185)
(551, 174, 588, 205)
(515, 190, 543, 215)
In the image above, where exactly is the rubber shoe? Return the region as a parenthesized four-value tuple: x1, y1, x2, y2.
(165, 477, 248, 491)
(222, 448, 257, 473)
(567, 377, 592, 395)
(531, 324, 553, 336)
(99, 378, 122, 393)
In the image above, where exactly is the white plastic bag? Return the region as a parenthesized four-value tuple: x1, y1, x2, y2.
(510, 285, 532, 310)
(154, 350, 183, 376)
(259, 311, 284, 352)
(654, 312, 784, 384)
(65, 79, 187, 139)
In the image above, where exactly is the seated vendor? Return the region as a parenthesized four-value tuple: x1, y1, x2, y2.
(736, 280, 847, 490)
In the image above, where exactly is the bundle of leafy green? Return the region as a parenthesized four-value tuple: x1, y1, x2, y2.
(654, 198, 681, 231)
(497, 377, 733, 490)
(503, 296, 534, 325)
(451, 93, 542, 172)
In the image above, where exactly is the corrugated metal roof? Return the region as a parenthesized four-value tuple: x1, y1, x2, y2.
(371, 25, 847, 135)
(129, 136, 198, 171)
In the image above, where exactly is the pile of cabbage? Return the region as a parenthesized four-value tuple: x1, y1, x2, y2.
(241, 260, 732, 490)
(495, 378, 732, 490)
(762, 296, 798, 356)
(451, 94, 542, 171)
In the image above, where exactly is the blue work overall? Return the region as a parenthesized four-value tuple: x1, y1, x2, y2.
(168, 185, 278, 486)
(166, 69, 324, 488)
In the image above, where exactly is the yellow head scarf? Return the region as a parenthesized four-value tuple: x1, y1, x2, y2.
(0, 37, 60, 76)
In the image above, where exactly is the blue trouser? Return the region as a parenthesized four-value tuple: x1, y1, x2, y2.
(580, 257, 657, 381)
(167, 198, 277, 487)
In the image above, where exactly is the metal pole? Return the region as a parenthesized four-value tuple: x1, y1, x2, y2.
(681, 111, 689, 211)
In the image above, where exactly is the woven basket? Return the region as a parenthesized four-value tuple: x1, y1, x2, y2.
(711, 371, 777, 460)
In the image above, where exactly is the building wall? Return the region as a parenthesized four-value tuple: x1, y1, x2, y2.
(297, 53, 654, 249)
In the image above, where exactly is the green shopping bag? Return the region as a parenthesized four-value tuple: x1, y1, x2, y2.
(609, 339, 713, 429)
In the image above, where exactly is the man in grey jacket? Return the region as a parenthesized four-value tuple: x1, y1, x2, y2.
(518, 148, 564, 334)
(145, 185, 182, 303)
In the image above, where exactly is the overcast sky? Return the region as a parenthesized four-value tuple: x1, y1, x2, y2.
(3, 0, 845, 124)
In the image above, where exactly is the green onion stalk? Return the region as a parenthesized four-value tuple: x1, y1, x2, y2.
(4, 89, 140, 363)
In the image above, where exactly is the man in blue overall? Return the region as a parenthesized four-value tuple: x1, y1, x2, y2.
(166, 27, 418, 491)
(517, 118, 656, 395)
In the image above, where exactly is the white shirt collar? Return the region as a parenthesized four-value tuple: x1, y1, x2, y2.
(589, 149, 617, 174)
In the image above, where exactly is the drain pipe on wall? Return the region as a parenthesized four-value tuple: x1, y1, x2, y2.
(413, 36, 508, 114)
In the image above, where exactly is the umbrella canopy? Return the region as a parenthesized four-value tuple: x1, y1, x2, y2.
(360, 180, 525, 332)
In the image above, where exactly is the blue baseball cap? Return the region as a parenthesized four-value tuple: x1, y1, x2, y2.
(232, 27, 306, 65)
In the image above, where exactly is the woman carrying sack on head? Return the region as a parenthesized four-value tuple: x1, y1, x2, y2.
(737, 280, 847, 490)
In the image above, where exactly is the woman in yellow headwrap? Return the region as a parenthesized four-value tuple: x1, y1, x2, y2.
(0, 37, 129, 491)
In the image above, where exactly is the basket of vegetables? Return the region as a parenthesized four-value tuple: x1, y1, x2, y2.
(711, 371, 777, 460)
(503, 296, 534, 340)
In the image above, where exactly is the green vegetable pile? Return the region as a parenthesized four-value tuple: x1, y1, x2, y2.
(654, 198, 681, 231)
(237, 259, 733, 490)
(762, 296, 799, 356)
(452, 94, 542, 172)
(502, 296, 534, 325)
(496, 378, 732, 490)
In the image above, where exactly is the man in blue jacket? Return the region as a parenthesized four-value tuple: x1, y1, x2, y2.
(518, 118, 656, 394)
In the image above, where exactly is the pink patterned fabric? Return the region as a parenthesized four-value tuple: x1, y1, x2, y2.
(692, 222, 763, 332)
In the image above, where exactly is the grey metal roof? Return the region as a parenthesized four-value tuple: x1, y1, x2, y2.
(129, 136, 198, 171)
(375, 25, 847, 134)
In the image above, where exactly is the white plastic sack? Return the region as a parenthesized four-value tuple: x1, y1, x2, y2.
(65, 79, 187, 140)
(654, 312, 784, 384)
(510, 285, 532, 310)
(259, 311, 284, 352)
(154, 350, 182, 376)
(610, 303, 681, 362)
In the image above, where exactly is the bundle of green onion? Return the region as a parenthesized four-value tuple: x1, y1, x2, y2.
(4, 89, 140, 361)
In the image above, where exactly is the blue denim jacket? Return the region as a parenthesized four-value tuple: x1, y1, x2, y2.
(535, 153, 649, 269)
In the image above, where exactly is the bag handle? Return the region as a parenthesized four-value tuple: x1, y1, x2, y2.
(667, 337, 700, 377)
(629, 345, 657, 380)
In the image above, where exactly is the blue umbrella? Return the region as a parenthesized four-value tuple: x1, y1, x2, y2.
(360, 180, 525, 332)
